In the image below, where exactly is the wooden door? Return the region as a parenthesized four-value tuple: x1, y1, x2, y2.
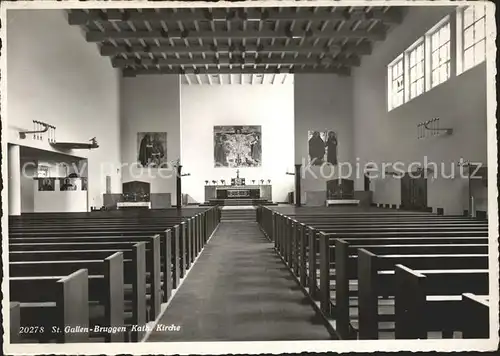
(400, 174, 411, 209)
(364, 174, 370, 191)
(401, 173, 427, 211)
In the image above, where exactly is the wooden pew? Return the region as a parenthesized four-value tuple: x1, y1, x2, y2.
(10, 243, 147, 342)
(10, 236, 162, 323)
(270, 211, 487, 289)
(299, 221, 488, 226)
(332, 238, 489, 339)
(8, 207, 215, 227)
(10, 252, 125, 342)
(356, 249, 488, 339)
(258, 206, 491, 342)
(9, 215, 206, 297)
(10, 302, 21, 343)
(394, 265, 489, 339)
(10, 269, 89, 343)
(7, 208, 221, 344)
(8, 209, 217, 322)
(462, 293, 490, 338)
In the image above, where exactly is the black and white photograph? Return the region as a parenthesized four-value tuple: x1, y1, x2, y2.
(137, 132, 167, 168)
(308, 130, 338, 166)
(214, 125, 262, 168)
(59, 177, 77, 191)
(37, 178, 55, 191)
(1, 1, 498, 355)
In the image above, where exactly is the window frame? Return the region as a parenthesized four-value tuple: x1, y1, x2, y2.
(457, 4, 486, 74)
(426, 16, 451, 89)
(404, 37, 426, 101)
(387, 54, 405, 111)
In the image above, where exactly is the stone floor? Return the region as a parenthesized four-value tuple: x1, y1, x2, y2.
(146, 222, 331, 342)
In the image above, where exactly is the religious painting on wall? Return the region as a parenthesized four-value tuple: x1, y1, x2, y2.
(38, 178, 55, 191)
(137, 132, 168, 168)
(307, 130, 338, 166)
(214, 125, 262, 168)
(59, 178, 77, 191)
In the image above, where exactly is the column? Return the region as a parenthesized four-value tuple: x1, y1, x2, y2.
(294, 163, 302, 207)
(8, 144, 22, 216)
(176, 165, 182, 209)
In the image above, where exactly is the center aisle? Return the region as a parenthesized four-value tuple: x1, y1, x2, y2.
(147, 221, 332, 341)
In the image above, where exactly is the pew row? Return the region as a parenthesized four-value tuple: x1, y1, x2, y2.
(10, 252, 125, 342)
(394, 265, 489, 339)
(10, 269, 90, 343)
(255, 205, 491, 341)
(8, 207, 221, 343)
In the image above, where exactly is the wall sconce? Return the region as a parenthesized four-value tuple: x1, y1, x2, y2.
(417, 117, 453, 140)
(19, 120, 55, 141)
(384, 170, 404, 178)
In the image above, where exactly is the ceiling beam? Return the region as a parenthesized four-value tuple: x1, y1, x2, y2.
(99, 42, 372, 56)
(122, 66, 351, 76)
(68, 8, 403, 26)
(86, 28, 386, 42)
(111, 55, 360, 68)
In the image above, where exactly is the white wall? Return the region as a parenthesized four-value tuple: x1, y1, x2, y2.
(120, 75, 181, 206)
(352, 6, 487, 215)
(6, 9, 121, 210)
(180, 84, 295, 203)
(20, 159, 36, 213)
(34, 180, 87, 213)
(294, 74, 354, 201)
(19, 151, 88, 213)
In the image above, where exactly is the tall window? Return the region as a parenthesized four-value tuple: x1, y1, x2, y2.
(463, 5, 486, 71)
(388, 56, 404, 110)
(429, 20, 451, 88)
(407, 40, 425, 100)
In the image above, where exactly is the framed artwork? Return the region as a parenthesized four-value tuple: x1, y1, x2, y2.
(214, 125, 262, 168)
(308, 130, 338, 166)
(37, 165, 49, 178)
(38, 178, 55, 191)
(59, 178, 77, 191)
(137, 132, 168, 168)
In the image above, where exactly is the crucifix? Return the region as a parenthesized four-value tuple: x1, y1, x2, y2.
(236, 169, 240, 179)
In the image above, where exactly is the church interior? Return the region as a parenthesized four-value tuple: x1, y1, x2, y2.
(3, 1, 497, 351)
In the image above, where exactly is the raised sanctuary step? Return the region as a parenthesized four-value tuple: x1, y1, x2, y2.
(202, 198, 277, 206)
(220, 208, 256, 222)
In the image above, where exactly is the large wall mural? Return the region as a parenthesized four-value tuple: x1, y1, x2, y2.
(214, 125, 262, 168)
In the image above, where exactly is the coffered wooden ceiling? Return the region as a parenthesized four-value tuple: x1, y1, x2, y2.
(67, 5, 406, 84)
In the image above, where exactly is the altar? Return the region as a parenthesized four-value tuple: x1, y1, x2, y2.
(204, 170, 272, 201)
(205, 185, 272, 201)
